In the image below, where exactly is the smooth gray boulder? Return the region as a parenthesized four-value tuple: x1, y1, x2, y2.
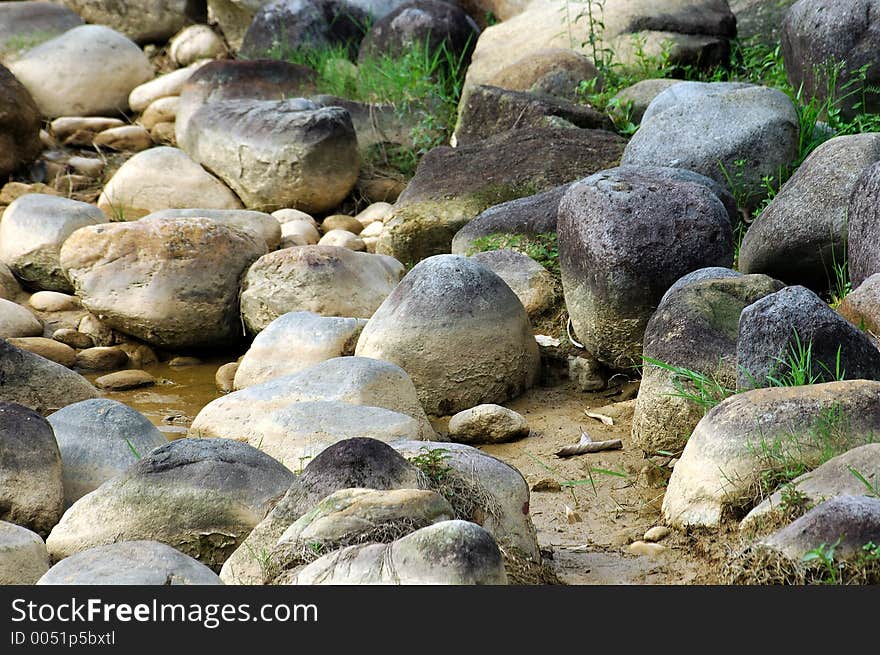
(355, 255, 540, 415)
(46, 438, 294, 569)
(38, 541, 222, 585)
(0, 521, 49, 584)
(142, 208, 282, 251)
(558, 166, 734, 369)
(847, 161, 880, 287)
(0, 402, 63, 537)
(0, 298, 42, 339)
(47, 399, 168, 505)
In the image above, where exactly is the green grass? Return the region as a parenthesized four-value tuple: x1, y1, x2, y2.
(467, 232, 560, 275)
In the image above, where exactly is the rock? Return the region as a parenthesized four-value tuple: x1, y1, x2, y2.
(94, 370, 156, 391)
(38, 540, 221, 585)
(8, 25, 153, 118)
(355, 255, 540, 415)
(175, 59, 317, 141)
(380, 127, 625, 265)
(288, 519, 506, 584)
(322, 214, 363, 234)
(140, 96, 179, 131)
(558, 166, 734, 369)
(736, 285, 880, 389)
(239, 246, 403, 332)
(77, 313, 114, 347)
(180, 99, 359, 213)
(621, 83, 800, 209)
(60, 217, 265, 349)
(731, 0, 796, 45)
(249, 401, 425, 471)
(643, 526, 671, 542)
(74, 346, 129, 371)
(0, 64, 42, 177)
(447, 404, 529, 444)
(273, 208, 318, 226)
(49, 116, 125, 146)
(355, 202, 392, 227)
(839, 274, 880, 333)
(629, 541, 667, 557)
(0, 402, 63, 536)
(612, 78, 684, 124)
(129, 61, 208, 113)
(169, 356, 201, 367)
(234, 311, 366, 388)
(29, 291, 81, 312)
(0, 263, 23, 300)
(0, 2, 83, 63)
(97, 147, 243, 220)
(633, 270, 783, 455)
(60, 1, 206, 44)
(481, 48, 599, 102)
(215, 362, 238, 392)
(170, 24, 227, 66)
(205, 0, 271, 50)
(530, 478, 561, 492)
(358, 0, 479, 65)
(191, 356, 435, 442)
(0, 298, 42, 338)
(117, 343, 157, 369)
(741, 443, 880, 532)
(0, 340, 98, 414)
(782, 0, 880, 121)
(66, 156, 104, 178)
(740, 134, 880, 290)
(0, 194, 106, 292)
(47, 399, 167, 505)
(453, 84, 608, 146)
(280, 221, 320, 247)
(46, 438, 294, 569)
(846, 161, 880, 287)
(92, 125, 152, 151)
(470, 249, 557, 318)
(0, 521, 49, 584)
(662, 380, 880, 528)
(52, 329, 92, 350)
(150, 121, 176, 145)
(568, 354, 606, 392)
(221, 437, 423, 584)
(6, 337, 75, 368)
(142, 208, 282, 251)
(318, 229, 366, 250)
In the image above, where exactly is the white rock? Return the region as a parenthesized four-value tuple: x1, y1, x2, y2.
(170, 25, 227, 66)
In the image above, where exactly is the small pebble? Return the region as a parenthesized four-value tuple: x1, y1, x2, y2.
(643, 526, 671, 543)
(628, 541, 667, 557)
(94, 370, 155, 390)
(531, 478, 562, 493)
(215, 362, 238, 393)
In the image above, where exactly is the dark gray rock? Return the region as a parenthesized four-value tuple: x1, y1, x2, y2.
(59, 0, 206, 44)
(0, 64, 41, 178)
(611, 78, 683, 124)
(730, 0, 797, 45)
(736, 285, 880, 389)
(847, 161, 880, 287)
(558, 166, 734, 369)
(0, 2, 83, 61)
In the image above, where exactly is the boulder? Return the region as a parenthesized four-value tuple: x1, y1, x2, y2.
(0, 262, 23, 300)
(0, 2, 83, 63)
(74, 346, 129, 371)
(0, 194, 107, 292)
(740, 133, 880, 291)
(38, 540, 222, 585)
(621, 83, 800, 209)
(142, 208, 282, 251)
(846, 161, 880, 287)
(838, 274, 880, 334)
(558, 166, 734, 369)
(612, 78, 684, 124)
(479, 47, 599, 102)
(97, 147, 243, 220)
(0, 64, 42, 177)
(190, 356, 435, 442)
(447, 404, 529, 444)
(355, 255, 540, 415)
(0, 340, 98, 414)
(8, 25, 153, 117)
(0, 402, 63, 537)
(29, 291, 80, 312)
(378, 127, 626, 265)
(662, 380, 880, 528)
(730, 0, 797, 45)
(129, 61, 208, 113)
(6, 337, 76, 367)
(0, 298, 42, 339)
(46, 438, 294, 569)
(180, 99, 359, 213)
(470, 249, 558, 318)
(239, 246, 403, 332)
(170, 24, 227, 66)
(206, 0, 271, 50)
(47, 399, 168, 505)
(234, 311, 366, 388)
(0, 521, 49, 584)
(60, 217, 265, 349)
(736, 285, 880, 389)
(59, 0, 206, 44)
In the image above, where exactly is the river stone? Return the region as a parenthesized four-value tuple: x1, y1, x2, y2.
(0, 2, 83, 62)
(240, 246, 404, 332)
(38, 540, 222, 585)
(8, 25, 153, 117)
(142, 208, 282, 250)
(180, 99, 359, 213)
(0, 64, 42, 177)
(60, 217, 265, 349)
(29, 291, 80, 312)
(46, 438, 294, 569)
(662, 380, 880, 528)
(838, 274, 880, 334)
(736, 285, 880, 390)
(94, 370, 156, 390)
(60, 1, 206, 44)
(74, 346, 128, 371)
(731, 0, 796, 45)
(0, 262, 23, 300)
(52, 329, 92, 350)
(741, 444, 880, 532)
(190, 356, 435, 442)
(846, 161, 880, 287)
(355, 255, 540, 415)
(234, 311, 366, 388)
(47, 399, 168, 505)
(6, 337, 75, 367)
(0, 402, 63, 537)
(77, 313, 114, 347)
(559, 166, 734, 369)
(280, 220, 320, 247)
(97, 147, 243, 220)
(129, 61, 208, 113)
(205, 0, 270, 50)
(621, 83, 800, 209)
(481, 48, 594, 102)
(0, 340, 98, 414)
(612, 78, 684, 124)
(170, 24, 227, 66)
(0, 298, 42, 339)
(633, 270, 784, 455)
(0, 521, 49, 584)
(0, 194, 106, 292)
(288, 519, 507, 584)
(175, 59, 317, 141)
(377, 127, 626, 265)
(318, 229, 365, 250)
(249, 401, 425, 470)
(220, 437, 423, 584)
(740, 134, 880, 291)
(447, 404, 529, 444)
(470, 249, 557, 318)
